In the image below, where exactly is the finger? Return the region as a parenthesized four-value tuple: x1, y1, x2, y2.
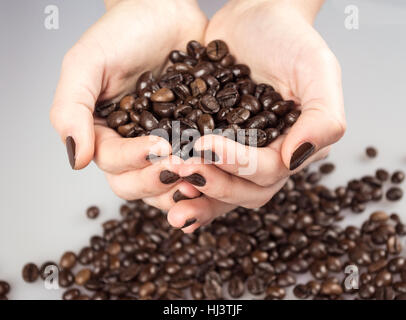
(105, 155, 184, 200)
(94, 125, 172, 174)
(177, 157, 278, 208)
(143, 182, 201, 212)
(194, 134, 288, 187)
(167, 196, 237, 233)
(50, 44, 104, 170)
(282, 50, 346, 171)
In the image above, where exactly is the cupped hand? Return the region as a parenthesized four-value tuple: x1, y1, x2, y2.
(167, 0, 346, 232)
(50, 0, 207, 213)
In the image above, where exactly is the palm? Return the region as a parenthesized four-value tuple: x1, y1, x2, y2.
(205, 2, 337, 107)
(81, 0, 207, 103)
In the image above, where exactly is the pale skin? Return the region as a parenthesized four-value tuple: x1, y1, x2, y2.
(50, 0, 346, 233)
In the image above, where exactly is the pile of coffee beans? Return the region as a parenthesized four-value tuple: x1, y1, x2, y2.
(21, 161, 405, 300)
(95, 40, 300, 158)
(0, 281, 10, 300)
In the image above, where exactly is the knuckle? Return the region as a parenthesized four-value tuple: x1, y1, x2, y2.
(254, 176, 275, 188)
(330, 116, 347, 141)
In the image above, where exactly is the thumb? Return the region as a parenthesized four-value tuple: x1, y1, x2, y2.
(281, 105, 346, 171)
(281, 48, 346, 171)
(50, 44, 104, 169)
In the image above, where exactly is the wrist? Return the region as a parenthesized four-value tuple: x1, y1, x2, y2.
(231, 0, 324, 24)
(104, 0, 200, 11)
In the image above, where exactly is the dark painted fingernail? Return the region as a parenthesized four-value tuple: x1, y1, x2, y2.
(66, 136, 76, 169)
(159, 170, 180, 184)
(173, 190, 191, 203)
(201, 150, 219, 163)
(183, 173, 206, 187)
(289, 142, 315, 171)
(181, 218, 197, 229)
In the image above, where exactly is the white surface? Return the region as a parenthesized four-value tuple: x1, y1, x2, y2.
(0, 0, 405, 299)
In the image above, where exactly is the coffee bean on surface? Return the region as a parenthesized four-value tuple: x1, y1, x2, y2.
(366, 146, 378, 158)
(22, 263, 39, 283)
(86, 206, 100, 219)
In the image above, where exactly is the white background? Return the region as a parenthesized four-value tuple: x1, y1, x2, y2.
(0, 0, 405, 299)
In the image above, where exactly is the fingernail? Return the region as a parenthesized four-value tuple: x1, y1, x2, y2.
(173, 190, 191, 203)
(183, 173, 206, 187)
(159, 170, 180, 184)
(66, 136, 76, 169)
(289, 142, 315, 171)
(181, 218, 197, 229)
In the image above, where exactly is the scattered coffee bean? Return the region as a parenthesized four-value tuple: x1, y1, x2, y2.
(386, 187, 403, 201)
(86, 206, 100, 219)
(22, 263, 39, 283)
(366, 146, 377, 158)
(319, 163, 335, 174)
(22, 155, 406, 301)
(391, 171, 405, 184)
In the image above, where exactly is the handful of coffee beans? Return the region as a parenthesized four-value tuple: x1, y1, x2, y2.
(95, 40, 300, 158)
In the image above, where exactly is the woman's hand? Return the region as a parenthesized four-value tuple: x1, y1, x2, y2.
(50, 0, 207, 212)
(167, 0, 346, 232)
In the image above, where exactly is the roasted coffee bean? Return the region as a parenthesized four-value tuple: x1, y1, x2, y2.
(96, 102, 117, 117)
(190, 78, 207, 97)
(375, 270, 392, 287)
(391, 171, 405, 184)
(245, 114, 268, 130)
(60, 252, 77, 270)
(285, 110, 301, 126)
(265, 286, 286, 300)
(375, 286, 395, 300)
(63, 288, 80, 300)
(216, 87, 239, 108)
(197, 114, 215, 134)
(231, 64, 250, 78)
(118, 122, 143, 138)
(135, 71, 154, 93)
(320, 279, 343, 296)
(186, 40, 205, 60)
(107, 111, 129, 128)
(0, 281, 10, 296)
(206, 40, 228, 61)
(213, 68, 233, 84)
(59, 269, 74, 288)
(270, 100, 294, 116)
(199, 94, 220, 114)
(119, 95, 135, 112)
(261, 92, 282, 110)
(226, 107, 250, 125)
(386, 187, 403, 201)
(75, 269, 92, 286)
(359, 284, 376, 299)
(366, 146, 377, 158)
(376, 169, 389, 181)
(203, 271, 223, 299)
(22, 263, 39, 283)
(228, 276, 245, 298)
(387, 235, 402, 254)
(152, 102, 175, 118)
(388, 257, 405, 273)
(139, 111, 159, 131)
(320, 163, 335, 174)
(247, 275, 265, 295)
